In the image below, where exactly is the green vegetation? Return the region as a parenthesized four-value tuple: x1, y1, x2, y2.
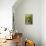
(25, 14, 33, 24)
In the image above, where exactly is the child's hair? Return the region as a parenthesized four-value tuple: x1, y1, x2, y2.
(25, 40, 35, 46)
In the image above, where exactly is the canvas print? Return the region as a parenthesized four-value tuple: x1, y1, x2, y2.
(25, 14, 33, 24)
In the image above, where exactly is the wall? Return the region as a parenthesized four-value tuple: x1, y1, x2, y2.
(0, 0, 16, 30)
(41, 0, 46, 46)
(13, 0, 41, 46)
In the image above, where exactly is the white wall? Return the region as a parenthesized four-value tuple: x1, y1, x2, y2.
(41, 0, 46, 46)
(0, 0, 16, 29)
(13, 0, 41, 46)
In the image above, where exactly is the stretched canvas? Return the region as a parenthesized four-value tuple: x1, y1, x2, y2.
(25, 14, 33, 25)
